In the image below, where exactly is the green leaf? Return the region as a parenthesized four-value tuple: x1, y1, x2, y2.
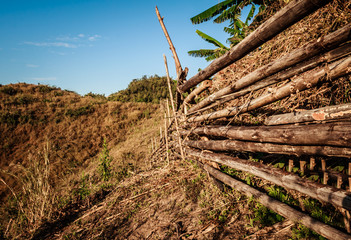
(195, 30, 229, 49)
(245, 4, 256, 25)
(190, 0, 236, 24)
(188, 49, 216, 58)
(213, 4, 241, 23)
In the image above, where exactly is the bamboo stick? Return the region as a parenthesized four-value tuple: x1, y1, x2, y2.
(178, 0, 333, 93)
(164, 55, 184, 160)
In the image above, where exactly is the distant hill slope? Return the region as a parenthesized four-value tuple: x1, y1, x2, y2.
(0, 83, 160, 214)
(108, 75, 176, 103)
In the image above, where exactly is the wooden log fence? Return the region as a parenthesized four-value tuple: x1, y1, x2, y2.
(202, 162, 351, 240)
(188, 39, 351, 114)
(187, 55, 351, 122)
(157, 0, 351, 236)
(178, 0, 333, 93)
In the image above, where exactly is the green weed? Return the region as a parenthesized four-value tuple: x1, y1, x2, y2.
(98, 139, 113, 181)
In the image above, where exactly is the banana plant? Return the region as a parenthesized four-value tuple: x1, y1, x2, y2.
(188, 0, 267, 61)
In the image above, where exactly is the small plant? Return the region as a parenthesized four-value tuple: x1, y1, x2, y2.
(252, 203, 283, 227)
(75, 173, 91, 199)
(291, 224, 326, 240)
(98, 139, 113, 181)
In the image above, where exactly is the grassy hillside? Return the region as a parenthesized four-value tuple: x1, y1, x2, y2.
(0, 83, 162, 238)
(0, 83, 299, 239)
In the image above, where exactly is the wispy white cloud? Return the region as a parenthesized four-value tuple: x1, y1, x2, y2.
(31, 77, 57, 81)
(88, 34, 102, 41)
(24, 41, 77, 48)
(26, 64, 39, 68)
(23, 34, 102, 52)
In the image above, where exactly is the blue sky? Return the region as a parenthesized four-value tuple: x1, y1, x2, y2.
(0, 0, 250, 95)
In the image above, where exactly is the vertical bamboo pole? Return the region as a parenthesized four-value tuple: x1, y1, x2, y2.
(164, 55, 185, 161)
(164, 112, 169, 166)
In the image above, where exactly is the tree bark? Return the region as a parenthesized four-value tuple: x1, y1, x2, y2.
(178, 0, 333, 93)
(179, 121, 351, 147)
(187, 56, 351, 123)
(200, 162, 351, 240)
(184, 139, 351, 158)
(184, 80, 212, 104)
(188, 41, 351, 114)
(265, 103, 351, 126)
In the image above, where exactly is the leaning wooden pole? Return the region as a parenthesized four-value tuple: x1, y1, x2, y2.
(178, 0, 333, 93)
(156, 6, 182, 76)
(201, 163, 351, 240)
(187, 25, 351, 113)
(187, 55, 351, 122)
(184, 147, 351, 211)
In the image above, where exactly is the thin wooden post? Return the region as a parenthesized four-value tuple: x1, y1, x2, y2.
(322, 159, 327, 171)
(164, 112, 169, 166)
(310, 157, 316, 171)
(164, 55, 184, 160)
(300, 160, 307, 175)
(288, 159, 294, 172)
(323, 172, 329, 185)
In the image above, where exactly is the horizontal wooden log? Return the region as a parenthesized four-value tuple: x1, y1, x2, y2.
(200, 162, 351, 240)
(265, 103, 351, 126)
(184, 139, 351, 158)
(187, 55, 351, 122)
(184, 80, 212, 104)
(178, 0, 333, 93)
(188, 25, 351, 113)
(184, 147, 351, 211)
(188, 42, 351, 114)
(179, 122, 351, 147)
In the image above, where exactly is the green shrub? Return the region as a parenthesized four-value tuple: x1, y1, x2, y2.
(108, 75, 176, 103)
(0, 86, 17, 95)
(84, 92, 106, 99)
(38, 85, 57, 93)
(14, 95, 35, 105)
(0, 112, 20, 125)
(65, 105, 94, 118)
